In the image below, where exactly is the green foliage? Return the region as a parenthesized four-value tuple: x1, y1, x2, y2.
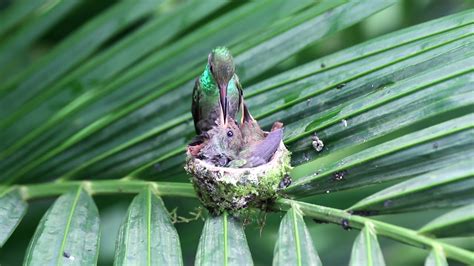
(114, 188, 182, 265)
(425, 249, 449, 266)
(195, 213, 253, 266)
(0, 188, 27, 247)
(349, 225, 385, 266)
(419, 204, 474, 238)
(24, 188, 100, 265)
(0, 0, 472, 265)
(273, 208, 322, 266)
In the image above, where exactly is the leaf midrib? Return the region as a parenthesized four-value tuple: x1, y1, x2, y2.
(291, 209, 302, 266)
(224, 212, 228, 266)
(147, 187, 152, 266)
(365, 225, 373, 266)
(56, 187, 82, 265)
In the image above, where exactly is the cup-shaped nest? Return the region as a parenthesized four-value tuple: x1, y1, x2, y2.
(185, 141, 291, 215)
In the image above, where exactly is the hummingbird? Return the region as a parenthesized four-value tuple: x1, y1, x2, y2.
(197, 111, 244, 167)
(191, 47, 243, 137)
(228, 103, 284, 168)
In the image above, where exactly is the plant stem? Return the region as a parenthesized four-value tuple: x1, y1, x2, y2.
(8, 180, 196, 200)
(3, 180, 472, 264)
(275, 198, 474, 265)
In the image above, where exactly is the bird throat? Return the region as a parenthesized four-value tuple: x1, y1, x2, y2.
(199, 65, 218, 96)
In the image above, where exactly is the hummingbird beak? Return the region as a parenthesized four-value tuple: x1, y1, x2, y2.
(218, 82, 228, 125)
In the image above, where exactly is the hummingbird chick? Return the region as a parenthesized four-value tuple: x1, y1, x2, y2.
(193, 103, 283, 169)
(228, 103, 284, 168)
(237, 128, 283, 168)
(197, 117, 243, 167)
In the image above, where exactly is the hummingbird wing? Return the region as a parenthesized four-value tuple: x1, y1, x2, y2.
(191, 77, 203, 134)
(243, 128, 283, 168)
(235, 75, 244, 115)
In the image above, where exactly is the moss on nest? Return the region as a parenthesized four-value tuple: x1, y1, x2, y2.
(184, 141, 291, 215)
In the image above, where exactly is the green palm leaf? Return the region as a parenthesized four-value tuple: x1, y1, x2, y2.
(23, 188, 100, 265)
(0, 0, 50, 37)
(349, 225, 385, 266)
(350, 159, 473, 213)
(0, 0, 164, 117)
(0, 1, 472, 265)
(419, 203, 474, 238)
(0, 187, 27, 247)
(273, 207, 322, 266)
(114, 188, 182, 265)
(0, 0, 80, 77)
(0, 0, 394, 183)
(195, 213, 253, 266)
(132, 10, 474, 181)
(425, 249, 448, 266)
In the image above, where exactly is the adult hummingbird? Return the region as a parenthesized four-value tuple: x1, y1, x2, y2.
(192, 47, 243, 136)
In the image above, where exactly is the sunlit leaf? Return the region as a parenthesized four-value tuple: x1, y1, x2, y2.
(195, 213, 253, 266)
(273, 207, 321, 266)
(23, 188, 99, 265)
(114, 187, 182, 265)
(0, 187, 27, 247)
(425, 249, 448, 266)
(349, 224, 385, 266)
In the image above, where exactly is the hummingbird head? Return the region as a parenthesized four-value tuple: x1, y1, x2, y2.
(240, 102, 265, 145)
(208, 47, 235, 122)
(199, 117, 243, 166)
(210, 117, 243, 153)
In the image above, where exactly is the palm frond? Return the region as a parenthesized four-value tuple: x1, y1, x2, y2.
(0, 1, 472, 265)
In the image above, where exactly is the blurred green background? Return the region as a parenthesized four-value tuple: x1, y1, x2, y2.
(0, 0, 472, 265)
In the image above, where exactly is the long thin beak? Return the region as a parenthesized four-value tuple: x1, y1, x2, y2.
(218, 82, 228, 125)
(242, 102, 255, 123)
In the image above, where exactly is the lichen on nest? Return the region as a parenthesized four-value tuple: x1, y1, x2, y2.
(185, 141, 292, 215)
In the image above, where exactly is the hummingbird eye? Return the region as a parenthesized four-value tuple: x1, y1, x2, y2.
(227, 130, 233, 138)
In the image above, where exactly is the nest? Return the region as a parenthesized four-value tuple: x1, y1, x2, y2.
(185, 141, 291, 215)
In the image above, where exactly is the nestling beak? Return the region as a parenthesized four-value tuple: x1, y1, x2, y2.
(242, 102, 255, 123)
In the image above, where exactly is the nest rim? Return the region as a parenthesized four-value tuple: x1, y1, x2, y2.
(190, 141, 287, 168)
(184, 141, 291, 215)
